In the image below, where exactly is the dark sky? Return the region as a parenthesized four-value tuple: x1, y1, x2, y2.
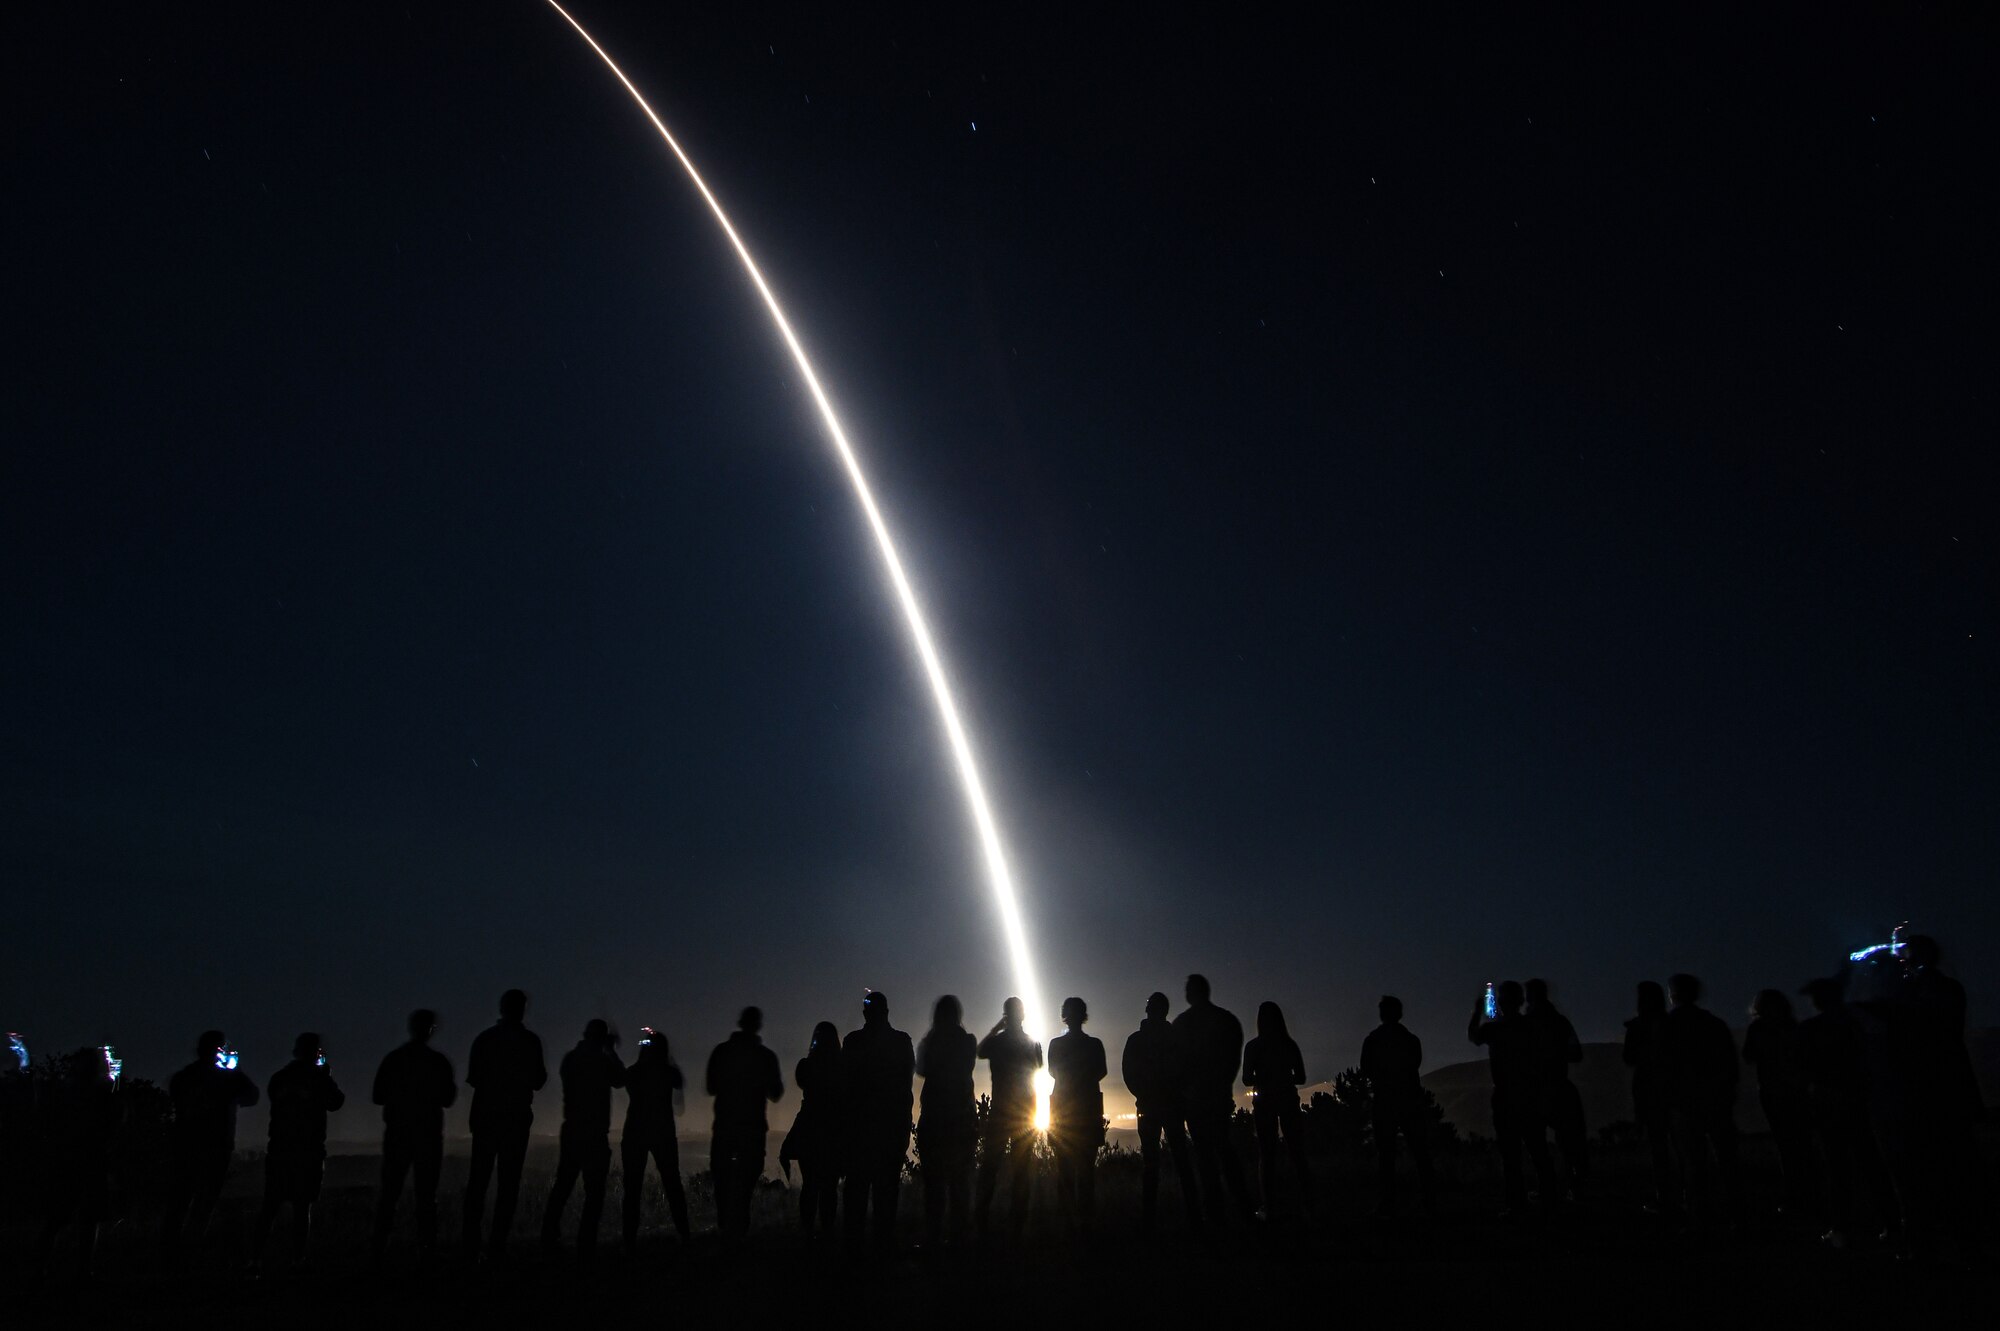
(5, 1, 1994, 1128)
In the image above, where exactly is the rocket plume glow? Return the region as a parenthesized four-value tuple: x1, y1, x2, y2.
(539, 1, 1053, 1108)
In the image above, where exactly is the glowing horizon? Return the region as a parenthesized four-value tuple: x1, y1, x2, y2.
(538, 1, 1054, 1108)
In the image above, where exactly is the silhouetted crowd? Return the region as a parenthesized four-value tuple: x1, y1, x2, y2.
(2, 933, 1985, 1278)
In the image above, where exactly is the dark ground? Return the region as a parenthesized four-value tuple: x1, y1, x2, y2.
(8, 1129, 1992, 1328)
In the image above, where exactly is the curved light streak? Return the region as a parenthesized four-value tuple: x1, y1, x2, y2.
(539, 1, 1052, 1094)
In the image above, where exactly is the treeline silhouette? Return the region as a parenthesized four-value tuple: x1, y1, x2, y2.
(1, 937, 1984, 1279)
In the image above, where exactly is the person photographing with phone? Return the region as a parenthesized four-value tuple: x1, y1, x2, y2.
(160, 1030, 258, 1260)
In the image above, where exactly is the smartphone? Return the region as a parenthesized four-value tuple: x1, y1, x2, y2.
(1483, 982, 1498, 1021)
(638, 1027, 656, 1048)
(316, 1052, 326, 1068)
(102, 1045, 123, 1084)
(215, 1048, 239, 1071)
(5, 1033, 25, 1071)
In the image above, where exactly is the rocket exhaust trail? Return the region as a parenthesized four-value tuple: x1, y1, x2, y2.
(538, 1, 1053, 1106)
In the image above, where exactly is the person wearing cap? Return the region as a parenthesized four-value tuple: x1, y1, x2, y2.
(252, 1032, 345, 1269)
(840, 991, 915, 1250)
(541, 1018, 626, 1260)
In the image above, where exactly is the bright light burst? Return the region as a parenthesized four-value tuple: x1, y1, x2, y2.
(539, 2, 1052, 1102)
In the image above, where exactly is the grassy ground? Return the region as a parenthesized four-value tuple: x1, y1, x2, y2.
(6, 1130, 1992, 1327)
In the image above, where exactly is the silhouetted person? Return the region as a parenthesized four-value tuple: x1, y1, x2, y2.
(1886, 935, 1984, 1260)
(161, 1030, 258, 1258)
(841, 991, 915, 1250)
(1623, 981, 1677, 1214)
(252, 1033, 345, 1270)
(1743, 989, 1814, 1217)
(1240, 1001, 1310, 1220)
(1175, 975, 1255, 1225)
(707, 1006, 783, 1242)
(1797, 977, 1891, 1248)
(1661, 974, 1739, 1230)
(622, 1026, 691, 1251)
(1360, 995, 1435, 1217)
(36, 1047, 118, 1278)
(370, 1009, 457, 1265)
(975, 997, 1042, 1239)
(1048, 997, 1107, 1231)
(780, 1022, 844, 1238)
(1122, 993, 1201, 1234)
(1468, 981, 1557, 1216)
(1524, 978, 1587, 1197)
(540, 1019, 625, 1260)
(462, 988, 546, 1261)
(916, 995, 978, 1246)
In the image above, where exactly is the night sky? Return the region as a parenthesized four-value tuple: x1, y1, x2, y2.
(6, 2, 1994, 1132)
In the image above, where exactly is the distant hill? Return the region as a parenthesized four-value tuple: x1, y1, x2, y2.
(1424, 1030, 2000, 1138)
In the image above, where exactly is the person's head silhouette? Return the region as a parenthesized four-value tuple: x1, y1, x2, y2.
(1667, 974, 1702, 1008)
(1256, 1001, 1288, 1040)
(68, 1047, 110, 1090)
(1801, 978, 1842, 1014)
(1496, 981, 1525, 1016)
(639, 1026, 670, 1061)
(408, 1009, 438, 1043)
(1145, 992, 1170, 1021)
(292, 1032, 322, 1062)
(1903, 934, 1941, 969)
(862, 991, 889, 1025)
(738, 1006, 763, 1037)
(499, 989, 528, 1023)
(1378, 995, 1404, 1024)
(1525, 978, 1551, 1008)
(809, 1021, 840, 1056)
(1185, 974, 1211, 1007)
(582, 1018, 611, 1047)
(1061, 997, 1088, 1030)
(1636, 980, 1666, 1017)
(932, 995, 963, 1030)
(195, 1030, 226, 1062)
(1001, 997, 1025, 1029)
